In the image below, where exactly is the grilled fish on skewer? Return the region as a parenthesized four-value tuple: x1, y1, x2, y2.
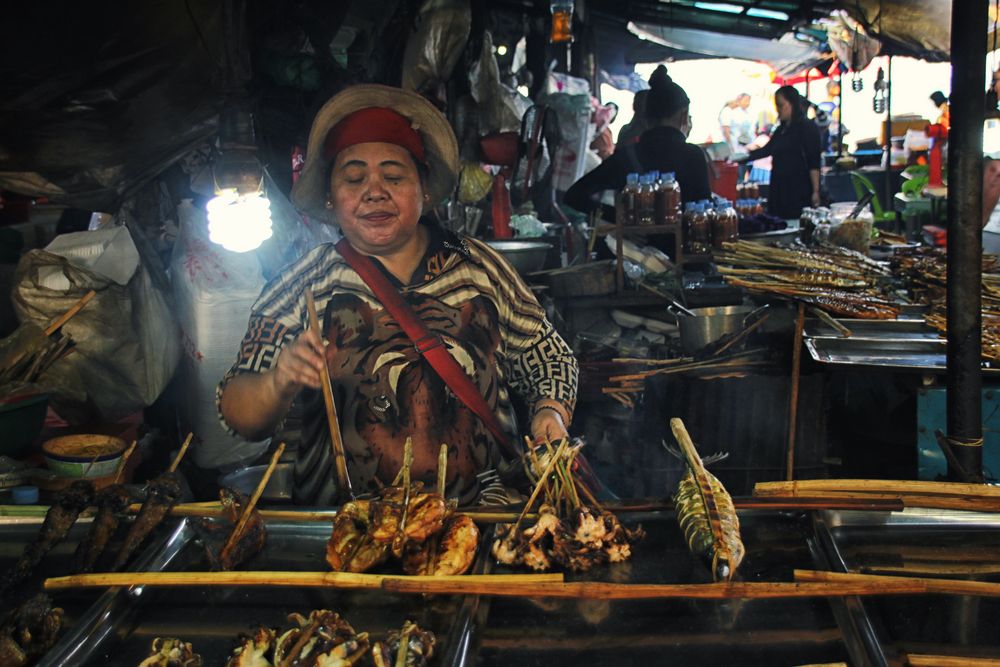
(1, 480, 94, 597)
(74, 484, 131, 573)
(112, 473, 181, 572)
(667, 418, 745, 582)
(193, 488, 266, 571)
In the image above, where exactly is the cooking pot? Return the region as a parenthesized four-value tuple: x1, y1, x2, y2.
(671, 303, 769, 353)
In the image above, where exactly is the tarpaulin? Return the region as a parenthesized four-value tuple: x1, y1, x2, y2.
(0, 1, 227, 212)
(628, 22, 825, 75)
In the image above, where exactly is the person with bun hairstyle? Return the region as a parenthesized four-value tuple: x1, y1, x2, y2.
(564, 65, 711, 215)
(741, 85, 822, 218)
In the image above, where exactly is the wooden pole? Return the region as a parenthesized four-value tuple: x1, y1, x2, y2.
(794, 569, 1000, 598)
(786, 302, 806, 480)
(304, 287, 354, 500)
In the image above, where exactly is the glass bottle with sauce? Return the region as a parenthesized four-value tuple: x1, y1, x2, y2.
(687, 202, 711, 254)
(619, 172, 640, 226)
(658, 172, 682, 226)
(636, 173, 656, 225)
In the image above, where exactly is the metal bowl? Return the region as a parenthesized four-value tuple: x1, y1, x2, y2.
(484, 240, 552, 275)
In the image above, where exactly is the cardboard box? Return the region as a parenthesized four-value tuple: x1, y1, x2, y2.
(880, 115, 929, 146)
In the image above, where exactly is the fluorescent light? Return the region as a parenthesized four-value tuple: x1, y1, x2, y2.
(747, 8, 789, 20)
(496, 44, 508, 56)
(206, 190, 273, 253)
(693, 2, 743, 14)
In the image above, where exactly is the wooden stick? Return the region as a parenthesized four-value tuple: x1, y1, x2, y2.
(437, 443, 448, 498)
(44, 571, 563, 592)
(906, 654, 1000, 666)
(44, 289, 97, 336)
(794, 569, 1000, 598)
(221, 442, 285, 559)
(304, 287, 353, 500)
(510, 438, 570, 537)
(167, 432, 194, 473)
(786, 301, 806, 481)
(113, 440, 138, 484)
(755, 479, 1000, 498)
(809, 307, 853, 338)
(82, 451, 102, 477)
(712, 312, 771, 357)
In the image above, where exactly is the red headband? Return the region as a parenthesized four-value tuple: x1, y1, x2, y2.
(322, 107, 426, 163)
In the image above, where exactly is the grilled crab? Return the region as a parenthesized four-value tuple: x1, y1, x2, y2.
(225, 626, 275, 667)
(371, 621, 435, 667)
(137, 637, 203, 667)
(272, 610, 369, 666)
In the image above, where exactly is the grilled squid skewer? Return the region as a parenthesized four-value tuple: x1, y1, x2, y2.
(669, 418, 745, 582)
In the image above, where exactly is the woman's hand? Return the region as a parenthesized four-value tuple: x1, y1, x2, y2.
(530, 406, 569, 444)
(811, 190, 822, 206)
(270, 328, 327, 399)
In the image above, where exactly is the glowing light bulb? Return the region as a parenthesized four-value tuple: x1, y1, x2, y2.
(206, 190, 273, 253)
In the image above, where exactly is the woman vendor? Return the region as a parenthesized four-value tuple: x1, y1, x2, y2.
(741, 86, 822, 218)
(564, 65, 711, 214)
(218, 84, 578, 505)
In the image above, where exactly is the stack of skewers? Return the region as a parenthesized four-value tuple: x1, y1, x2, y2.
(714, 240, 900, 319)
(892, 247, 1000, 363)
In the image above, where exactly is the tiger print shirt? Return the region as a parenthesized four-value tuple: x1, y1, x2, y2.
(217, 222, 578, 505)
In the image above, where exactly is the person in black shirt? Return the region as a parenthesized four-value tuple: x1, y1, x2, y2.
(564, 66, 711, 214)
(743, 85, 822, 219)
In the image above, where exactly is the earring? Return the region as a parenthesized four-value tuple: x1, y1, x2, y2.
(325, 200, 333, 209)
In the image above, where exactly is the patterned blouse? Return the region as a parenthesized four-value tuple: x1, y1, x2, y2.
(217, 223, 578, 504)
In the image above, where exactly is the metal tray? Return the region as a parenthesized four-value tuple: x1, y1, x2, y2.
(815, 509, 1000, 665)
(805, 336, 949, 372)
(41, 517, 477, 666)
(804, 318, 942, 341)
(472, 510, 853, 667)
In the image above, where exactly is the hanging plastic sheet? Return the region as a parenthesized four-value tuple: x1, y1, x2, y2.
(401, 0, 472, 97)
(0, 1, 226, 212)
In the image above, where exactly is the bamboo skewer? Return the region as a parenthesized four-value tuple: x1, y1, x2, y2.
(756, 479, 1000, 497)
(793, 569, 1000, 598)
(221, 442, 286, 560)
(167, 433, 194, 473)
(436, 443, 448, 498)
(809, 307, 852, 338)
(786, 302, 806, 481)
(304, 287, 354, 500)
(509, 438, 570, 537)
(44, 289, 97, 336)
(905, 655, 1000, 666)
(113, 440, 138, 484)
(44, 571, 563, 592)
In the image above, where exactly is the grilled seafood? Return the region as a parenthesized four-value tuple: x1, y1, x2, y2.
(0, 594, 63, 667)
(193, 487, 266, 571)
(492, 503, 643, 572)
(668, 418, 745, 582)
(401, 513, 479, 576)
(369, 488, 451, 544)
(225, 626, 274, 667)
(371, 621, 435, 667)
(1, 480, 94, 597)
(112, 472, 182, 572)
(272, 610, 369, 666)
(137, 637, 203, 667)
(326, 500, 390, 573)
(74, 483, 131, 573)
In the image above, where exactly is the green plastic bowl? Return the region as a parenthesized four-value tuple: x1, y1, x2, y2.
(0, 392, 49, 459)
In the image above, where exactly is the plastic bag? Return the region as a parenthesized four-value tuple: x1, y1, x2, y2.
(469, 32, 531, 134)
(12, 226, 180, 422)
(401, 0, 472, 96)
(171, 200, 269, 470)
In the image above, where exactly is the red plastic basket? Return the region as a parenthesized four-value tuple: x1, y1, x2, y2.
(709, 160, 738, 201)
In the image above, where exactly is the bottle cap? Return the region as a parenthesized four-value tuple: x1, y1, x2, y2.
(11, 486, 39, 505)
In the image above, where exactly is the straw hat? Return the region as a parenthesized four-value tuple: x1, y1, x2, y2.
(292, 84, 459, 222)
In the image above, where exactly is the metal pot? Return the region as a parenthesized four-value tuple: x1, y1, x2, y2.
(485, 240, 552, 275)
(672, 303, 769, 353)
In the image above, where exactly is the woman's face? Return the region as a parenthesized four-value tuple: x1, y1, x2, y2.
(775, 93, 794, 122)
(329, 142, 426, 255)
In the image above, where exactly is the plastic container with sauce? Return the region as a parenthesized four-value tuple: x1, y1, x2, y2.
(655, 172, 682, 225)
(620, 172, 640, 226)
(636, 173, 656, 225)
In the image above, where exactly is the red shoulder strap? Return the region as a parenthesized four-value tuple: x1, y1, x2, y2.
(333, 238, 519, 460)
